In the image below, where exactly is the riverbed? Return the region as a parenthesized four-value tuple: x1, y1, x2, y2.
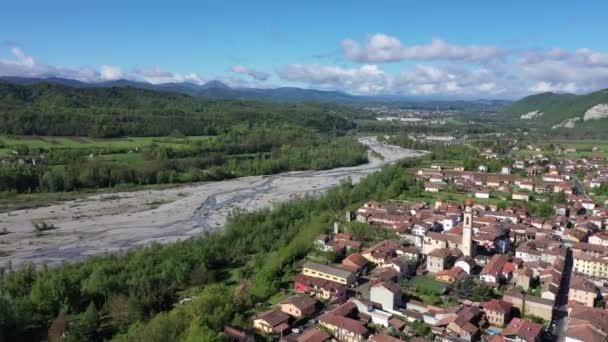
(0, 137, 425, 267)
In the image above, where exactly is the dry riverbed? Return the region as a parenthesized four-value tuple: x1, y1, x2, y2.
(0, 137, 425, 267)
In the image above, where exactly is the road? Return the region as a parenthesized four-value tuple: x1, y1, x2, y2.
(573, 177, 589, 199)
(0, 137, 426, 267)
(548, 248, 573, 341)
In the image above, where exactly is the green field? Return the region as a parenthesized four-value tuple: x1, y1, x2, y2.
(0, 135, 212, 159)
(405, 275, 447, 295)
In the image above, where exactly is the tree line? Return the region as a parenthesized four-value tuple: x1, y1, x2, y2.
(0, 127, 368, 194)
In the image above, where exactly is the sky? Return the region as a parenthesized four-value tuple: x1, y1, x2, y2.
(2, 0, 608, 99)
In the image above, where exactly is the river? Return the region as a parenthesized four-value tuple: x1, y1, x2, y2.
(0, 137, 425, 267)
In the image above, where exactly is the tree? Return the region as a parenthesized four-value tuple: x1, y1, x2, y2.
(66, 302, 99, 342)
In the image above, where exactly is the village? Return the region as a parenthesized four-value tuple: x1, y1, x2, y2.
(224, 147, 608, 342)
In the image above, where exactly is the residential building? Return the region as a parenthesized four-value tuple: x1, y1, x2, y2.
(569, 275, 598, 307)
(512, 192, 530, 202)
(480, 254, 509, 285)
(483, 299, 513, 326)
(503, 292, 553, 322)
(318, 312, 367, 342)
(280, 295, 317, 318)
(565, 303, 608, 342)
(279, 328, 330, 342)
(302, 261, 357, 286)
(500, 318, 543, 342)
(253, 309, 290, 335)
(370, 281, 402, 312)
(511, 267, 533, 291)
(426, 248, 460, 273)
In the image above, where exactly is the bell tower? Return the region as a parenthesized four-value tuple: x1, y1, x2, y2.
(462, 198, 474, 256)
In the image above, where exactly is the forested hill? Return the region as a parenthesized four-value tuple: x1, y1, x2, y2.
(0, 76, 359, 104)
(501, 88, 608, 136)
(0, 81, 366, 137)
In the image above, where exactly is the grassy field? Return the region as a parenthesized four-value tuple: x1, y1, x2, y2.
(0, 135, 213, 158)
(513, 139, 608, 159)
(404, 275, 447, 295)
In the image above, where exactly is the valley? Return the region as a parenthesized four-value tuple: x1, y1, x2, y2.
(0, 137, 425, 268)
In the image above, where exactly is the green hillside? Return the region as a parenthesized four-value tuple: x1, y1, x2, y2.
(502, 88, 608, 135)
(0, 81, 367, 138)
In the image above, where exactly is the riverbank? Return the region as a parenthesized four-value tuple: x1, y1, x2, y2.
(0, 137, 426, 267)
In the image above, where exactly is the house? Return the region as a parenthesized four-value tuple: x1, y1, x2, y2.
(350, 298, 392, 327)
(253, 309, 291, 334)
(280, 295, 317, 318)
(478, 165, 488, 173)
(501, 166, 512, 175)
(341, 253, 369, 273)
(480, 254, 509, 285)
(455, 255, 476, 274)
(566, 303, 608, 342)
(444, 305, 482, 341)
(369, 334, 404, 342)
(302, 261, 356, 286)
(573, 250, 608, 279)
(581, 199, 597, 210)
(370, 281, 402, 312)
(475, 189, 490, 199)
(293, 273, 347, 303)
(511, 267, 533, 291)
(502, 292, 553, 322)
(569, 275, 598, 308)
(318, 311, 368, 342)
(224, 326, 253, 342)
(519, 181, 534, 192)
(279, 328, 330, 342)
(512, 192, 529, 202)
(588, 232, 608, 247)
(483, 299, 513, 326)
(426, 248, 460, 273)
(425, 183, 443, 192)
(500, 318, 543, 342)
(514, 161, 525, 170)
(436, 266, 466, 283)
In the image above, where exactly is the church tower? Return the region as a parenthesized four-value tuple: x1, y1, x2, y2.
(462, 198, 474, 256)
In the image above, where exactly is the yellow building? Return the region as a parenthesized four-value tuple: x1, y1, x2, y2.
(302, 261, 357, 286)
(573, 251, 608, 279)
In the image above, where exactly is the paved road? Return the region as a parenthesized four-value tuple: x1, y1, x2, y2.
(549, 248, 573, 341)
(573, 177, 589, 199)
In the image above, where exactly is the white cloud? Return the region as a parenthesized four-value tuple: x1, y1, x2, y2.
(100, 65, 124, 81)
(230, 64, 270, 81)
(0, 47, 208, 85)
(529, 81, 578, 93)
(133, 67, 206, 84)
(342, 34, 506, 63)
(278, 64, 387, 94)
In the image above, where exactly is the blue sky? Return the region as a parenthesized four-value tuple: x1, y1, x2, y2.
(2, 0, 608, 98)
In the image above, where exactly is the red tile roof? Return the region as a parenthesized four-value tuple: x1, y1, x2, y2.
(483, 299, 512, 314)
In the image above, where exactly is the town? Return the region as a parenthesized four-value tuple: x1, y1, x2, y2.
(228, 148, 608, 342)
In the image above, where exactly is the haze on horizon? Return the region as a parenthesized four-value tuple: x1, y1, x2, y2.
(2, 0, 608, 99)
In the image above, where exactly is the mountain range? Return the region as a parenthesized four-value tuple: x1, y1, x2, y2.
(0, 76, 359, 103)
